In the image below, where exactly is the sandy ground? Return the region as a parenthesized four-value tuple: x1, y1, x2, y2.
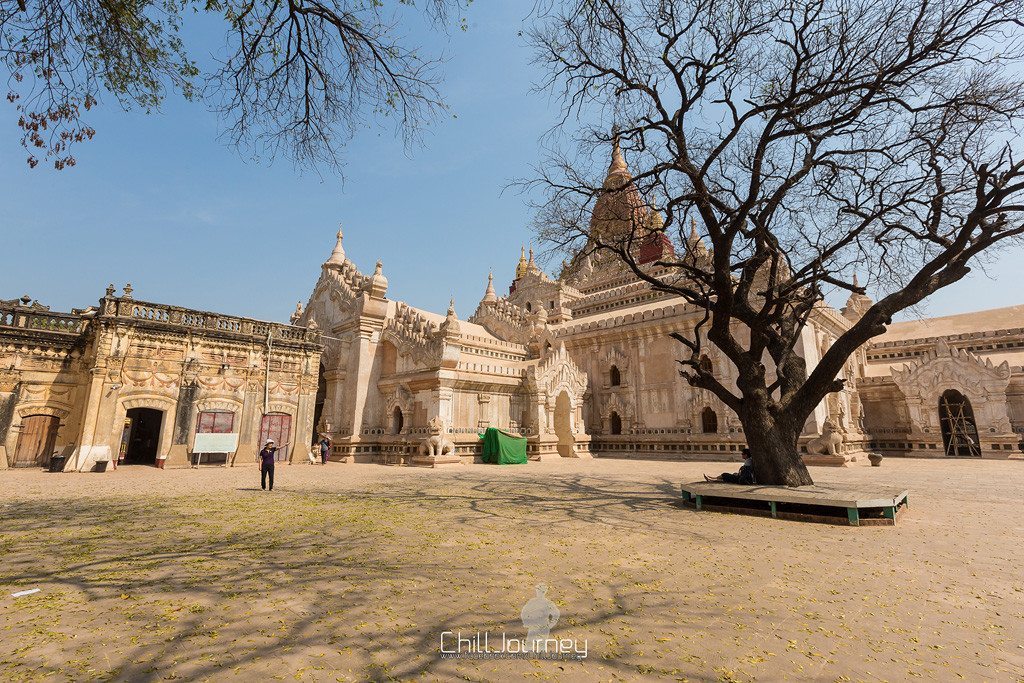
(1, 457, 1022, 682)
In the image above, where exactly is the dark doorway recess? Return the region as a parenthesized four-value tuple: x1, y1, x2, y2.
(124, 408, 163, 465)
(939, 390, 981, 457)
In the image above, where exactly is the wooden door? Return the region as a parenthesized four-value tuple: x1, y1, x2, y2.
(259, 413, 292, 462)
(14, 415, 60, 467)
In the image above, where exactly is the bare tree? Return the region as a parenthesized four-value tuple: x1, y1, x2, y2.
(527, 0, 1024, 485)
(0, 1, 466, 171)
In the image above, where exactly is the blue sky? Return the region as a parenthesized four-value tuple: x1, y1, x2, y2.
(1, 3, 1020, 324)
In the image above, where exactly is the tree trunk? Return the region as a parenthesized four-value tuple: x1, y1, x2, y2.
(740, 409, 814, 486)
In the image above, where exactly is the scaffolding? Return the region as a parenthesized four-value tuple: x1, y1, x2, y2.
(939, 392, 981, 457)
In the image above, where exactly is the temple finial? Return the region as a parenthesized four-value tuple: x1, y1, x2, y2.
(853, 272, 860, 288)
(326, 224, 346, 266)
(482, 270, 497, 303)
(609, 133, 627, 175)
(367, 258, 388, 298)
(516, 245, 528, 278)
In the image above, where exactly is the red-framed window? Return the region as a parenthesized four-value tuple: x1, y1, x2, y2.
(197, 411, 235, 434)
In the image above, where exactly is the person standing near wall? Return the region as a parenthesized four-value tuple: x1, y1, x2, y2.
(319, 436, 332, 465)
(259, 439, 287, 491)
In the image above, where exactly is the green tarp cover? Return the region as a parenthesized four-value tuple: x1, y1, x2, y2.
(479, 427, 528, 465)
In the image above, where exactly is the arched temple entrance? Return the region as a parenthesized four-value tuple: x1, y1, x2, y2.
(122, 408, 164, 465)
(391, 406, 404, 435)
(701, 407, 718, 434)
(939, 389, 981, 457)
(554, 391, 573, 457)
(609, 411, 622, 435)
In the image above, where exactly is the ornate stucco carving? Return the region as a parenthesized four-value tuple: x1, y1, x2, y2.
(891, 340, 1013, 436)
(526, 342, 588, 407)
(469, 298, 532, 344)
(381, 302, 444, 368)
(600, 391, 634, 421)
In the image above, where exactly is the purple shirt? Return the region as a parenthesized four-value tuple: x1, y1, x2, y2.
(259, 447, 276, 466)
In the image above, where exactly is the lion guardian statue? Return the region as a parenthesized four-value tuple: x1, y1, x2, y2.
(805, 418, 845, 456)
(420, 416, 455, 458)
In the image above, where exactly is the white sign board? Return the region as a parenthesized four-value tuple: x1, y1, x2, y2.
(192, 433, 240, 454)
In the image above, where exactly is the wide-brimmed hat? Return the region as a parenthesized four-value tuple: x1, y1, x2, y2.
(265, 439, 275, 445)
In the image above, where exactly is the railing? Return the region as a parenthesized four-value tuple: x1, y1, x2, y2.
(109, 297, 318, 344)
(1, 296, 319, 345)
(0, 304, 86, 334)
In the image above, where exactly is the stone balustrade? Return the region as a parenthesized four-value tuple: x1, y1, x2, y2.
(0, 302, 87, 335)
(104, 297, 319, 344)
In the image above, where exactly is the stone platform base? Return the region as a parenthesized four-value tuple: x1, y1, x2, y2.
(409, 454, 462, 468)
(802, 454, 850, 467)
(802, 450, 869, 467)
(680, 480, 909, 526)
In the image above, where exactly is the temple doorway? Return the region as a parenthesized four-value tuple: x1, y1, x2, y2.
(13, 415, 60, 467)
(554, 391, 573, 457)
(939, 390, 981, 457)
(609, 411, 622, 435)
(311, 362, 327, 444)
(123, 408, 163, 465)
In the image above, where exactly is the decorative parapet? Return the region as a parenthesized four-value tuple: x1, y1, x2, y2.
(469, 298, 532, 344)
(0, 298, 87, 336)
(321, 260, 373, 303)
(568, 278, 673, 317)
(867, 326, 1024, 362)
(554, 301, 693, 337)
(384, 301, 437, 343)
(381, 301, 443, 366)
(99, 296, 320, 346)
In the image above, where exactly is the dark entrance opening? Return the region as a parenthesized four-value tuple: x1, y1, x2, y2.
(939, 390, 981, 457)
(609, 411, 622, 435)
(312, 362, 327, 445)
(701, 407, 719, 434)
(124, 408, 163, 465)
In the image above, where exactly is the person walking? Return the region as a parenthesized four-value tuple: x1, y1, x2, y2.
(318, 436, 332, 465)
(259, 439, 288, 491)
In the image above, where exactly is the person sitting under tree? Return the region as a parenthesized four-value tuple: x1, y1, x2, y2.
(705, 448, 755, 484)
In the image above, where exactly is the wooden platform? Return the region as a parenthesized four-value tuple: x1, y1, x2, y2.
(680, 481, 909, 526)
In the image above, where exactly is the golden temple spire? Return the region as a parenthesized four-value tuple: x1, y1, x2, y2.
(516, 245, 528, 278)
